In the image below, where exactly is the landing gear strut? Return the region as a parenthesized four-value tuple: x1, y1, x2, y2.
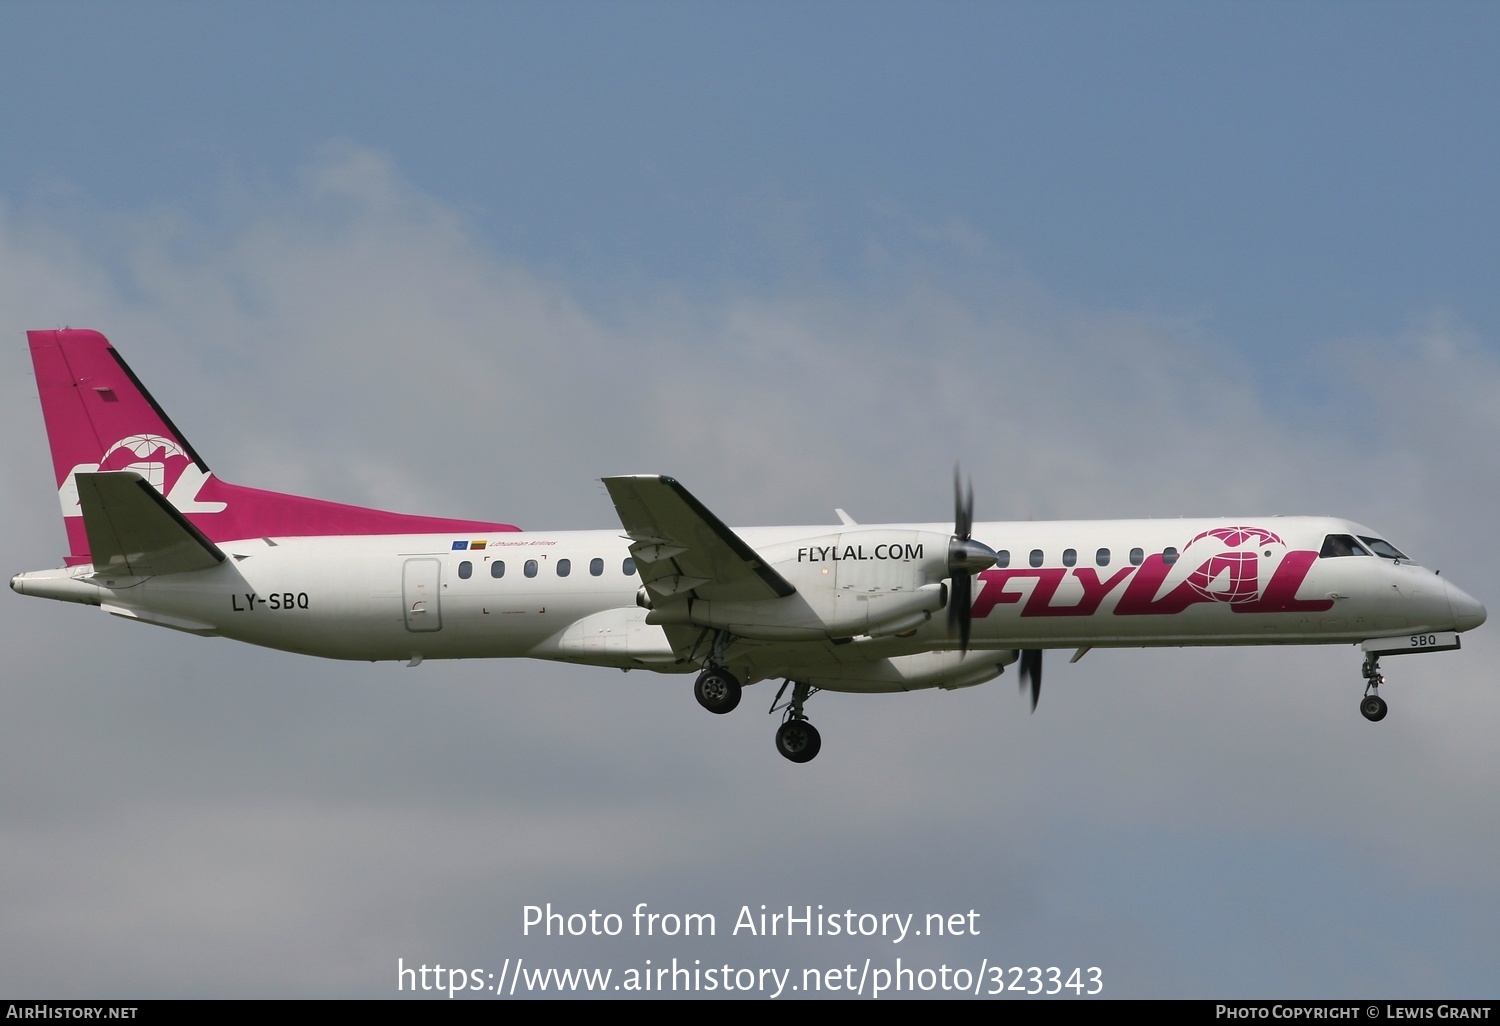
(1360, 653, 1388, 722)
(693, 630, 743, 715)
(770, 680, 822, 763)
(694, 667, 742, 714)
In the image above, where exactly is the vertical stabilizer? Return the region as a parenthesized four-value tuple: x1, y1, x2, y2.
(27, 329, 519, 565)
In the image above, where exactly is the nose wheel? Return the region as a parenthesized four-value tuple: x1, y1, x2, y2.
(1360, 653, 1388, 722)
(770, 680, 822, 763)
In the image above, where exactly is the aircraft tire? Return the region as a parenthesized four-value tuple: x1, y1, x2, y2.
(694, 669, 742, 714)
(1360, 694, 1388, 722)
(775, 720, 822, 763)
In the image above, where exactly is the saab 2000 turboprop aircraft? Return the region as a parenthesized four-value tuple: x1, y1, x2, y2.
(12, 329, 1487, 763)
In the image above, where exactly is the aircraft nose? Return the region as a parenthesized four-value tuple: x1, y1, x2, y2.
(1445, 579, 1487, 632)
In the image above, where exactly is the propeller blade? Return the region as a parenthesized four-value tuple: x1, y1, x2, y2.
(947, 573, 972, 652)
(1019, 648, 1043, 711)
(954, 467, 973, 541)
(946, 465, 994, 655)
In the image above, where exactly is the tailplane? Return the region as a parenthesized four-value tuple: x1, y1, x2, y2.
(28, 329, 518, 566)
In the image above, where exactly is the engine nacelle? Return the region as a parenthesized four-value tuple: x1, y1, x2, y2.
(807, 650, 1018, 694)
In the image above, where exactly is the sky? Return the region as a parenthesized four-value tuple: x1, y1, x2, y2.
(2, 0, 1499, 999)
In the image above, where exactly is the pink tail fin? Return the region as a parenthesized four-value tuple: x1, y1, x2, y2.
(28, 329, 519, 565)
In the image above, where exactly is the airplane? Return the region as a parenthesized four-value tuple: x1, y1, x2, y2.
(12, 329, 1487, 763)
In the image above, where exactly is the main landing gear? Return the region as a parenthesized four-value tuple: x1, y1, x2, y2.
(1360, 653, 1388, 722)
(693, 630, 743, 714)
(770, 680, 822, 764)
(690, 657, 823, 764)
(694, 667, 742, 714)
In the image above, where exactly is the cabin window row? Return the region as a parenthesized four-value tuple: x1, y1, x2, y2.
(993, 547, 1179, 569)
(456, 557, 639, 580)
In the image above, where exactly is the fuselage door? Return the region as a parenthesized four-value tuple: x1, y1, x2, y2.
(403, 558, 443, 632)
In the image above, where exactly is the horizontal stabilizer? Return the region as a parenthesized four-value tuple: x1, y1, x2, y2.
(77, 471, 226, 576)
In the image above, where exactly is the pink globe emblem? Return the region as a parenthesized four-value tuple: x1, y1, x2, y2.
(1181, 526, 1284, 605)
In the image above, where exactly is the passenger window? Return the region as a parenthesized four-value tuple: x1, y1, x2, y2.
(1062, 548, 1077, 567)
(623, 557, 636, 576)
(1130, 547, 1144, 566)
(1096, 548, 1110, 567)
(490, 561, 505, 579)
(458, 560, 472, 580)
(1162, 547, 1178, 565)
(590, 557, 604, 576)
(557, 558, 571, 577)
(1029, 549, 1044, 568)
(995, 550, 1010, 568)
(524, 559, 538, 578)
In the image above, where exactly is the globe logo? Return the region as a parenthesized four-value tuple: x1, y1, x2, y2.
(1180, 526, 1286, 605)
(99, 434, 189, 493)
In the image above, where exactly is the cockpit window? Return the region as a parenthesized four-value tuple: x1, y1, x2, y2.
(1359, 536, 1409, 561)
(1320, 534, 1371, 558)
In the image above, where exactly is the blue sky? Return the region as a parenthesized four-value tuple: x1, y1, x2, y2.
(2, 1, 1498, 999)
(7, 2, 1497, 347)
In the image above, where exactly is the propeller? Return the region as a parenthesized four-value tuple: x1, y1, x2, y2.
(946, 467, 998, 652)
(1018, 648, 1042, 711)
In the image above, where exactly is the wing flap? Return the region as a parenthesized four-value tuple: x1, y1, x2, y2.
(77, 471, 227, 576)
(603, 476, 795, 603)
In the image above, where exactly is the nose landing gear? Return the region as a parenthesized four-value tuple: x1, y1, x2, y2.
(1360, 653, 1388, 722)
(1355, 632, 1463, 723)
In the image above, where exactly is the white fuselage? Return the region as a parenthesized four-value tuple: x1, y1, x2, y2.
(18, 515, 1482, 694)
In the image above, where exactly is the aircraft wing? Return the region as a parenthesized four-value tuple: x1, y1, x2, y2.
(77, 471, 227, 576)
(602, 475, 795, 604)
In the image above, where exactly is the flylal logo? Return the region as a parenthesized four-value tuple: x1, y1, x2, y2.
(970, 523, 1332, 619)
(1175, 526, 1286, 605)
(59, 433, 227, 516)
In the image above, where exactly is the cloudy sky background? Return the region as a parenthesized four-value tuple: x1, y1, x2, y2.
(2, 1, 1498, 998)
